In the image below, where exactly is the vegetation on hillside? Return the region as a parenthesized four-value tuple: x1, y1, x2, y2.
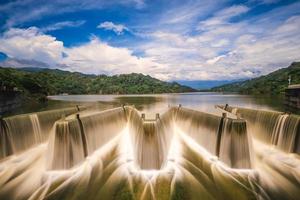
(212, 62, 300, 94)
(0, 67, 196, 100)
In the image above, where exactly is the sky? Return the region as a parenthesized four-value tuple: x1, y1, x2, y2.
(0, 0, 299, 81)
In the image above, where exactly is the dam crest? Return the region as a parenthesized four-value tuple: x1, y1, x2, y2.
(0, 105, 299, 200)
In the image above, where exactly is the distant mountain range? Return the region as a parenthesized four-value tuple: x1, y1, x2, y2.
(177, 80, 244, 90)
(212, 62, 300, 94)
(0, 67, 196, 101)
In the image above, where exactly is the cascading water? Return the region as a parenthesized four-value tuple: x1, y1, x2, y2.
(139, 121, 160, 169)
(271, 114, 289, 145)
(0, 107, 82, 159)
(174, 107, 222, 155)
(29, 114, 42, 143)
(173, 107, 252, 168)
(47, 107, 128, 169)
(47, 119, 86, 169)
(219, 105, 300, 154)
(217, 105, 300, 199)
(0, 105, 299, 200)
(219, 118, 252, 168)
(277, 114, 300, 153)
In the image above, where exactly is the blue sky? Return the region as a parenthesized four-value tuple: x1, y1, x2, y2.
(0, 0, 299, 81)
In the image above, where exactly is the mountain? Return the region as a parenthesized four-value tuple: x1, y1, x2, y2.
(0, 67, 197, 100)
(177, 80, 244, 90)
(212, 62, 300, 94)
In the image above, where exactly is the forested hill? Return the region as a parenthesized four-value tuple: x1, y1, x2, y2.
(0, 67, 196, 98)
(212, 62, 300, 94)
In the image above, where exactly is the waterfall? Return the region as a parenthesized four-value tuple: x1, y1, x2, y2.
(80, 107, 127, 154)
(126, 107, 174, 170)
(47, 107, 128, 170)
(174, 107, 252, 168)
(2, 105, 299, 200)
(174, 107, 222, 155)
(1, 105, 253, 170)
(220, 105, 300, 154)
(155, 108, 176, 168)
(0, 119, 13, 158)
(277, 114, 300, 153)
(139, 121, 160, 169)
(125, 107, 145, 169)
(134, 109, 175, 170)
(219, 118, 252, 168)
(271, 114, 289, 145)
(29, 114, 42, 143)
(0, 107, 82, 159)
(47, 120, 86, 169)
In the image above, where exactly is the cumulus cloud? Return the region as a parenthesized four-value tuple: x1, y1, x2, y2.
(62, 36, 164, 75)
(135, 2, 300, 80)
(0, 27, 64, 65)
(1, 1, 300, 81)
(97, 21, 129, 35)
(0, 27, 166, 79)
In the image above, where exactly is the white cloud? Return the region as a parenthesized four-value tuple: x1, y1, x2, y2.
(206, 55, 226, 65)
(97, 21, 129, 35)
(1, 2, 300, 81)
(0, 27, 167, 79)
(217, 5, 250, 19)
(134, 2, 300, 80)
(62, 37, 164, 75)
(41, 20, 86, 32)
(0, 27, 64, 65)
(198, 5, 249, 29)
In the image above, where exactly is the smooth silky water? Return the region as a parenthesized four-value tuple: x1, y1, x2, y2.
(0, 93, 299, 200)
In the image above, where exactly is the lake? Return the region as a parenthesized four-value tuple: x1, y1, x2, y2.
(3, 92, 286, 117)
(46, 92, 287, 117)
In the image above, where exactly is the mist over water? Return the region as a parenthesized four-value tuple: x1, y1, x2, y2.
(0, 93, 299, 200)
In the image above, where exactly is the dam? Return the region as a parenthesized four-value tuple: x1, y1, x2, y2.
(0, 105, 299, 200)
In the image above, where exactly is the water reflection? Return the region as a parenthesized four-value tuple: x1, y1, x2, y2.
(3, 92, 287, 117)
(115, 93, 286, 116)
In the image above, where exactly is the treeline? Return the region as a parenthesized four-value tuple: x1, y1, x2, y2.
(0, 67, 196, 98)
(212, 62, 300, 94)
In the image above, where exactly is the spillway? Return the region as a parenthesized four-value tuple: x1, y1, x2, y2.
(219, 105, 300, 153)
(0, 105, 299, 200)
(0, 106, 83, 159)
(218, 104, 300, 199)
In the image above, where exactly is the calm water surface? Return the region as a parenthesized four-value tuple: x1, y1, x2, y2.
(3, 92, 286, 117)
(47, 92, 285, 118)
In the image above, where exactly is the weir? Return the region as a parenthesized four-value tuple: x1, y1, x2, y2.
(137, 112, 174, 170)
(2, 105, 299, 200)
(218, 105, 300, 154)
(139, 121, 160, 169)
(174, 107, 252, 168)
(47, 106, 252, 170)
(0, 106, 84, 159)
(47, 107, 128, 169)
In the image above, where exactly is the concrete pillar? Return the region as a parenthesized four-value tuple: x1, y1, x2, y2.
(156, 113, 160, 120)
(222, 112, 227, 118)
